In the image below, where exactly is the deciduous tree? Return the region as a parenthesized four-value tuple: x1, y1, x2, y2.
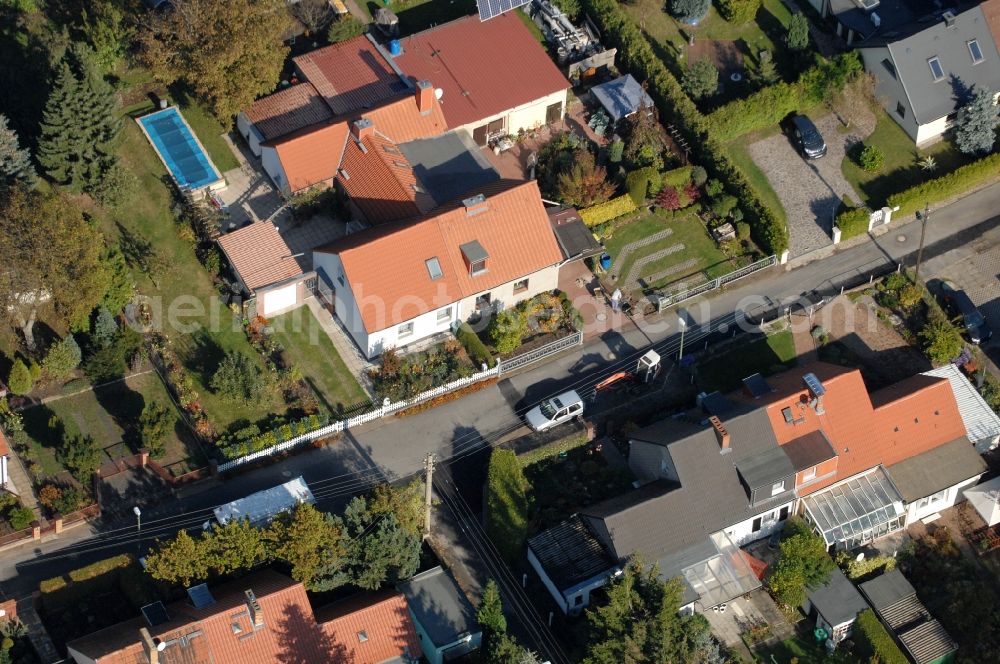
(327, 14, 366, 44)
(556, 150, 615, 207)
(81, 0, 133, 72)
(766, 516, 834, 607)
(266, 502, 345, 590)
(0, 186, 110, 348)
(488, 310, 527, 355)
(138, 0, 292, 119)
(145, 529, 211, 586)
(717, 0, 760, 24)
(920, 307, 965, 365)
(0, 113, 36, 187)
(682, 57, 719, 100)
(211, 351, 270, 405)
(624, 104, 669, 171)
(290, 0, 333, 35)
(954, 85, 999, 156)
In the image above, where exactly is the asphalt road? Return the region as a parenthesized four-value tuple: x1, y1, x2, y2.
(5, 181, 1000, 603)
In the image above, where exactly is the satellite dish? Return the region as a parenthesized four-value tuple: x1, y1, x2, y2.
(855, 552, 865, 562)
(157, 642, 167, 652)
(434, 88, 444, 100)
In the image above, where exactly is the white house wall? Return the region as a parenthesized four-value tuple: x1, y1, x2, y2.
(527, 546, 611, 616)
(905, 475, 981, 523)
(915, 115, 950, 147)
(457, 89, 568, 139)
(456, 264, 560, 322)
(312, 252, 371, 356)
(723, 502, 794, 547)
(261, 145, 291, 196)
(235, 113, 264, 157)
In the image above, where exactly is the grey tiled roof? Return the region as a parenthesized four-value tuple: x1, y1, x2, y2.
(398, 566, 480, 648)
(886, 436, 985, 502)
(804, 568, 868, 628)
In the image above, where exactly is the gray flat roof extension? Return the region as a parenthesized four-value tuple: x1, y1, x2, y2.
(804, 568, 868, 628)
(398, 566, 480, 648)
(887, 436, 985, 502)
(399, 131, 499, 205)
(782, 430, 837, 471)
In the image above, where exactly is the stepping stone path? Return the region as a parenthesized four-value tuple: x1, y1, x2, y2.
(639, 257, 703, 291)
(623, 244, 687, 292)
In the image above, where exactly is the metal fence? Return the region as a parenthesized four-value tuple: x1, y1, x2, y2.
(657, 255, 777, 309)
(217, 331, 584, 473)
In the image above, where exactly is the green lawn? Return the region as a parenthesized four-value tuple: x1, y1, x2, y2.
(601, 211, 735, 296)
(109, 120, 280, 433)
(361, 0, 477, 34)
(19, 373, 204, 478)
(696, 329, 796, 392)
(841, 110, 973, 208)
(725, 127, 788, 230)
(269, 308, 368, 415)
(755, 633, 852, 664)
(172, 90, 241, 173)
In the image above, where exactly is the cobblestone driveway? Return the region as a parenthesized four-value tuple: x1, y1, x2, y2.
(749, 114, 863, 257)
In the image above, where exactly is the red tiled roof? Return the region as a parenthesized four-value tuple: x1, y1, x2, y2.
(218, 221, 302, 292)
(317, 179, 563, 332)
(293, 35, 405, 116)
(317, 591, 422, 663)
(271, 121, 351, 193)
(394, 13, 570, 128)
(339, 130, 435, 224)
(362, 91, 447, 143)
(244, 81, 333, 141)
(746, 363, 968, 495)
(0, 429, 9, 457)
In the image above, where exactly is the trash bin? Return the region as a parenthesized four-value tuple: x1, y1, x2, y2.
(599, 253, 612, 270)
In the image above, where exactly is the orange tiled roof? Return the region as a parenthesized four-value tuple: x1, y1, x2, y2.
(271, 121, 351, 193)
(244, 81, 333, 141)
(339, 130, 435, 224)
(217, 221, 302, 292)
(317, 591, 422, 663)
(317, 179, 563, 333)
(0, 429, 9, 457)
(293, 35, 406, 116)
(394, 14, 570, 128)
(362, 91, 447, 144)
(745, 363, 968, 495)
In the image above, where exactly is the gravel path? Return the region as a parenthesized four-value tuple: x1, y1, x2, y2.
(749, 114, 864, 258)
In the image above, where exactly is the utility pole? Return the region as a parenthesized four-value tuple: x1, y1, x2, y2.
(133, 506, 142, 555)
(914, 203, 929, 283)
(423, 453, 436, 539)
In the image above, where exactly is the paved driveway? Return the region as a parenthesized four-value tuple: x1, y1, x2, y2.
(749, 114, 862, 258)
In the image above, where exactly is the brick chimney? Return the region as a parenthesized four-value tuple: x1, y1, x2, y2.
(416, 80, 434, 115)
(352, 118, 373, 142)
(245, 590, 264, 628)
(709, 416, 731, 451)
(140, 627, 160, 664)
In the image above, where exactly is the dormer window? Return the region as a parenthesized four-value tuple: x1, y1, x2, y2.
(357, 631, 368, 642)
(771, 480, 786, 496)
(928, 56, 945, 82)
(460, 240, 489, 276)
(968, 39, 984, 64)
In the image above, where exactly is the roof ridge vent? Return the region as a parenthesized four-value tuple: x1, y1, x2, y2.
(462, 193, 488, 217)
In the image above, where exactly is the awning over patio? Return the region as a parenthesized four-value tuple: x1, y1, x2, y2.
(682, 532, 761, 608)
(802, 467, 906, 549)
(590, 74, 654, 123)
(965, 475, 1000, 527)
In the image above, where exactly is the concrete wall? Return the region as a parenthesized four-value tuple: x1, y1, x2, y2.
(723, 501, 793, 547)
(905, 475, 981, 523)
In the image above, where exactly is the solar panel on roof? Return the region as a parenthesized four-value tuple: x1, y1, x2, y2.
(187, 583, 216, 609)
(803, 372, 826, 396)
(477, 0, 532, 22)
(141, 601, 170, 627)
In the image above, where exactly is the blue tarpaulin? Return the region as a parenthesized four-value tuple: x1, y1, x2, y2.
(590, 74, 654, 123)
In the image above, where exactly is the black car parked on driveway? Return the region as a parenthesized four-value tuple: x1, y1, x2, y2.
(786, 114, 827, 159)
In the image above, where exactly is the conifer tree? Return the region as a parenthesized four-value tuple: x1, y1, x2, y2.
(0, 114, 36, 187)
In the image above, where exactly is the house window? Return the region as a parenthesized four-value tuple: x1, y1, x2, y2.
(779, 506, 790, 521)
(896, 102, 906, 119)
(771, 480, 786, 496)
(927, 56, 945, 82)
(916, 488, 948, 510)
(782, 407, 793, 423)
(411, 183, 426, 194)
(470, 259, 487, 276)
(968, 39, 984, 64)
(425, 257, 443, 280)
(398, 322, 414, 339)
(803, 466, 817, 481)
(337, 268, 345, 287)
(357, 631, 368, 642)
(752, 516, 763, 533)
(513, 278, 529, 294)
(437, 306, 452, 324)
(881, 58, 897, 79)
(573, 595, 584, 606)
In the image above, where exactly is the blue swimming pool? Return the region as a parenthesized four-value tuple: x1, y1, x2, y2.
(137, 107, 223, 190)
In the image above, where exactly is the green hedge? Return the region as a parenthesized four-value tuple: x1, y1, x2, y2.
(485, 449, 531, 564)
(836, 206, 870, 240)
(579, 194, 638, 227)
(855, 609, 909, 664)
(662, 165, 693, 188)
(517, 431, 590, 467)
(40, 554, 135, 608)
(219, 413, 330, 460)
(625, 167, 662, 205)
(580, 0, 789, 254)
(887, 152, 1000, 217)
(457, 322, 495, 369)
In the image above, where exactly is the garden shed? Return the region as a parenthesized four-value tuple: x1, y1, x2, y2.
(964, 475, 1000, 527)
(589, 74, 653, 123)
(801, 567, 868, 644)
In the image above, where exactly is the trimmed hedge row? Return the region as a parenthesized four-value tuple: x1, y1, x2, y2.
(582, 0, 789, 253)
(579, 193, 639, 227)
(457, 322, 495, 368)
(836, 206, 870, 240)
(887, 152, 1000, 217)
(219, 413, 330, 460)
(516, 431, 590, 467)
(626, 166, 662, 205)
(855, 609, 908, 664)
(40, 554, 133, 595)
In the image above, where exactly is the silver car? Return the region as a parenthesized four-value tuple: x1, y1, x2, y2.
(524, 390, 584, 432)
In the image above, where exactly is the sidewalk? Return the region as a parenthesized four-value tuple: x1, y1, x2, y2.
(4, 446, 40, 518)
(16, 598, 59, 664)
(304, 296, 375, 395)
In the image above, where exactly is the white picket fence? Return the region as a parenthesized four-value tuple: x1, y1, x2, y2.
(217, 331, 583, 473)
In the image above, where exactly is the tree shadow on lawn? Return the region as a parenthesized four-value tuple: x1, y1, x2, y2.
(184, 328, 226, 391)
(754, 7, 803, 82)
(92, 379, 147, 453)
(21, 403, 67, 455)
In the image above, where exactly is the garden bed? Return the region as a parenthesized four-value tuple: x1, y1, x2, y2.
(695, 329, 796, 393)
